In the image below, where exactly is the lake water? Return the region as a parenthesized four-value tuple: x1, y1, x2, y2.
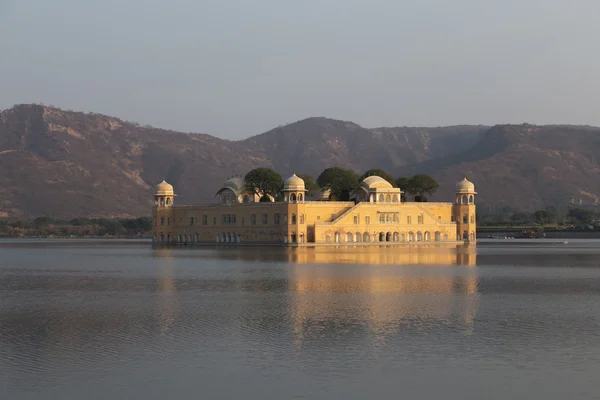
(1, 239, 600, 399)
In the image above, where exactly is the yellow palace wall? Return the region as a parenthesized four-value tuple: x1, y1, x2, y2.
(152, 200, 470, 245)
(311, 201, 458, 244)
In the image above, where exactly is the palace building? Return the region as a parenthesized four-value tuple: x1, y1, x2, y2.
(152, 174, 477, 245)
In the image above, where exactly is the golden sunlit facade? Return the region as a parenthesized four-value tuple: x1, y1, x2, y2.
(152, 175, 477, 245)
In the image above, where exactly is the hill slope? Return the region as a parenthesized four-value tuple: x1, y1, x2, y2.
(0, 104, 597, 218)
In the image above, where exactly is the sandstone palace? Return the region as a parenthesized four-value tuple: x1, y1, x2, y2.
(152, 173, 476, 245)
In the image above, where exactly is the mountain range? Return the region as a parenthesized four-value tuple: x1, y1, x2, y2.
(1, 104, 598, 219)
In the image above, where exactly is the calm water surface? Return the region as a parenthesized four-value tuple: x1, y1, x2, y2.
(1, 239, 600, 399)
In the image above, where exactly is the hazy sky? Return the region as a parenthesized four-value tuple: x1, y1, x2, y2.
(1, 0, 599, 139)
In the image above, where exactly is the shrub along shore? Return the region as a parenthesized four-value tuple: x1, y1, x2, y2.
(0, 217, 152, 238)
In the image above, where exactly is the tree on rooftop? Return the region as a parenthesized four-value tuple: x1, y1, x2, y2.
(396, 177, 412, 202)
(316, 167, 359, 201)
(244, 168, 284, 201)
(297, 174, 320, 196)
(403, 174, 439, 202)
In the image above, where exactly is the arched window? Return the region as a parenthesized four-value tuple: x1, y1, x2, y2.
(424, 231, 430, 241)
(363, 232, 370, 242)
(379, 232, 385, 242)
(251, 214, 257, 225)
(463, 215, 468, 224)
(262, 214, 268, 224)
(300, 214, 304, 224)
(385, 194, 391, 203)
(435, 231, 441, 241)
(355, 232, 361, 242)
(379, 194, 385, 202)
(469, 195, 474, 203)
(393, 232, 399, 242)
(392, 194, 399, 203)
(346, 232, 353, 242)
(416, 231, 423, 241)
(290, 193, 297, 201)
(462, 195, 468, 204)
(298, 193, 303, 201)
(408, 232, 414, 241)
(274, 214, 280, 224)
(166, 198, 171, 205)
(160, 198, 165, 206)
(291, 214, 297, 224)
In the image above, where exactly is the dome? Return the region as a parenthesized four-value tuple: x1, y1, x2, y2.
(456, 177, 476, 193)
(155, 180, 174, 195)
(283, 174, 306, 191)
(216, 177, 246, 195)
(360, 175, 393, 190)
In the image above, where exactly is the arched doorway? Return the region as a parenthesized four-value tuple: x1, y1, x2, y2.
(386, 232, 392, 241)
(435, 231, 441, 241)
(346, 232, 353, 242)
(355, 232, 361, 242)
(379, 232, 385, 242)
(408, 232, 414, 241)
(417, 232, 423, 241)
(424, 232, 430, 241)
(363, 232, 370, 242)
(393, 232, 399, 242)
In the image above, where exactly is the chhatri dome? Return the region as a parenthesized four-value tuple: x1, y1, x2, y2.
(456, 177, 476, 193)
(155, 180, 174, 195)
(360, 175, 393, 190)
(283, 174, 306, 191)
(218, 176, 246, 196)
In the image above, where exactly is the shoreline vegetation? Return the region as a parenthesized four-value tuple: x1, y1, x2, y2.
(0, 217, 152, 239)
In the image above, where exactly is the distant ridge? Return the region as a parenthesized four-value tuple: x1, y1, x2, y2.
(0, 104, 598, 218)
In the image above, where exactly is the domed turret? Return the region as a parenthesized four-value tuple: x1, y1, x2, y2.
(284, 174, 306, 191)
(281, 173, 307, 202)
(156, 180, 174, 195)
(455, 177, 476, 194)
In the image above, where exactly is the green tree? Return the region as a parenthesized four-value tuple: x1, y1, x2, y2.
(244, 168, 284, 201)
(396, 177, 412, 202)
(511, 211, 533, 224)
(567, 208, 596, 224)
(316, 167, 359, 201)
(406, 174, 439, 202)
(297, 174, 320, 196)
(359, 169, 396, 186)
(34, 216, 53, 229)
(534, 210, 555, 225)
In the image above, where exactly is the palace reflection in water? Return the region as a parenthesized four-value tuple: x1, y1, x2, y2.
(3, 241, 600, 399)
